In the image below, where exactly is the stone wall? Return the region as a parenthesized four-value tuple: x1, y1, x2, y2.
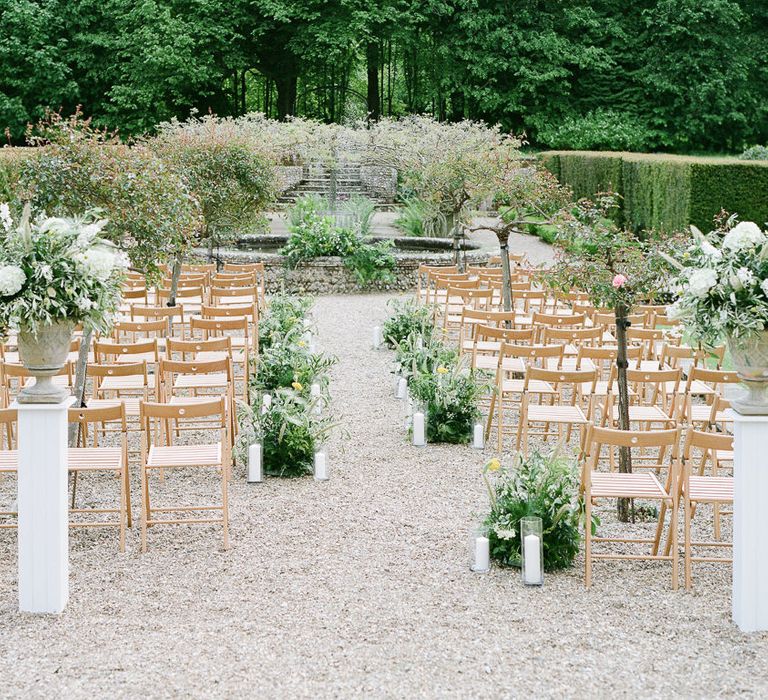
(208, 249, 490, 295)
(360, 165, 398, 202)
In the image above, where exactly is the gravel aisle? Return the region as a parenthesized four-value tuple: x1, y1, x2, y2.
(1, 292, 768, 697)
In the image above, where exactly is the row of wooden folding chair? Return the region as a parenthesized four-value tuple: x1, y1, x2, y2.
(581, 425, 733, 590)
(0, 399, 230, 552)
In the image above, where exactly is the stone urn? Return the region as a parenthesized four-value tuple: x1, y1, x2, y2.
(727, 330, 768, 415)
(17, 321, 74, 404)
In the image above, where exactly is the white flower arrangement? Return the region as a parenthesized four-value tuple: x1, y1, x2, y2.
(0, 204, 127, 335)
(670, 216, 768, 346)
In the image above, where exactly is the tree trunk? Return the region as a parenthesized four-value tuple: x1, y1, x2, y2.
(241, 71, 247, 113)
(167, 253, 183, 307)
(367, 41, 380, 121)
(614, 303, 633, 522)
(68, 327, 93, 447)
(275, 74, 297, 120)
(498, 230, 513, 327)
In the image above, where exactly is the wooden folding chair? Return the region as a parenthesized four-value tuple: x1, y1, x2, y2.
(131, 304, 188, 338)
(68, 403, 131, 552)
(139, 398, 230, 552)
(516, 366, 598, 453)
(582, 425, 682, 589)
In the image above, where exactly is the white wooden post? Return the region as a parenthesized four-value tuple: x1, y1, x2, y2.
(732, 411, 768, 632)
(15, 397, 74, 613)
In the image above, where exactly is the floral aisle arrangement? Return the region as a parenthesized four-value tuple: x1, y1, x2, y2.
(0, 204, 127, 402)
(237, 294, 338, 477)
(668, 217, 768, 411)
(481, 451, 590, 571)
(385, 303, 489, 444)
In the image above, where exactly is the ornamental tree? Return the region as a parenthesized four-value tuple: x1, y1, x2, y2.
(148, 114, 278, 268)
(547, 194, 682, 522)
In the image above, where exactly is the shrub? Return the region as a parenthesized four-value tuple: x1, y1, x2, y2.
(408, 362, 487, 444)
(482, 450, 590, 571)
(236, 389, 335, 478)
(257, 294, 314, 351)
(740, 145, 768, 161)
(541, 150, 768, 233)
(394, 198, 448, 237)
(281, 201, 396, 285)
(382, 298, 434, 349)
(537, 109, 655, 152)
(252, 326, 335, 396)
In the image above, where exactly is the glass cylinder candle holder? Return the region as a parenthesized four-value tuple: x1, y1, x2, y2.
(470, 526, 491, 573)
(396, 376, 408, 400)
(412, 404, 427, 447)
(472, 422, 484, 449)
(520, 516, 544, 586)
(314, 447, 329, 481)
(247, 441, 263, 483)
(372, 325, 383, 349)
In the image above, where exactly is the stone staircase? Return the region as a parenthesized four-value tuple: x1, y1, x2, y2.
(278, 162, 396, 208)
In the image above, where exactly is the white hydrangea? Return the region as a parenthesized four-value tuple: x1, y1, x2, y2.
(0, 265, 26, 296)
(76, 297, 95, 311)
(737, 267, 755, 287)
(699, 239, 722, 260)
(75, 220, 108, 249)
(722, 221, 765, 252)
(75, 247, 115, 281)
(687, 268, 718, 298)
(114, 250, 131, 270)
(666, 300, 686, 320)
(0, 203, 12, 232)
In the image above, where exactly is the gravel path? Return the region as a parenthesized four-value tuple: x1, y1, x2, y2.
(1, 291, 767, 698)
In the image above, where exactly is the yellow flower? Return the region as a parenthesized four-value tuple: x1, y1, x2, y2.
(436, 366, 449, 374)
(297, 340, 306, 348)
(292, 381, 303, 392)
(487, 458, 501, 472)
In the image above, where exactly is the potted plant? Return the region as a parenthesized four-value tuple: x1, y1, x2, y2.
(0, 204, 127, 403)
(667, 217, 768, 413)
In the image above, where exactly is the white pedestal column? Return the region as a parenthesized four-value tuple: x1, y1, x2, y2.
(732, 411, 768, 632)
(14, 397, 74, 614)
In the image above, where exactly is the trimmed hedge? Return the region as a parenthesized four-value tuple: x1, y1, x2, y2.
(540, 150, 768, 233)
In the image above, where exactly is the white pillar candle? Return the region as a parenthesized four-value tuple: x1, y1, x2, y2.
(415, 334, 423, 351)
(473, 536, 490, 572)
(247, 443, 263, 483)
(396, 377, 408, 400)
(412, 411, 426, 446)
(373, 325, 383, 349)
(261, 393, 272, 414)
(523, 533, 542, 585)
(473, 422, 484, 449)
(314, 451, 328, 481)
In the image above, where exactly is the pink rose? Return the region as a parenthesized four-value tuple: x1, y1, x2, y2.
(612, 274, 627, 289)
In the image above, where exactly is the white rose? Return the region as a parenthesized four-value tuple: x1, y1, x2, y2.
(0, 203, 12, 232)
(0, 265, 26, 296)
(667, 300, 686, 320)
(699, 239, 722, 260)
(723, 221, 765, 252)
(75, 247, 115, 281)
(687, 268, 718, 298)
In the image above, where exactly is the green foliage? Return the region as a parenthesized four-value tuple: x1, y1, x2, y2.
(394, 199, 446, 237)
(381, 298, 434, 349)
(257, 293, 314, 351)
(288, 194, 329, 228)
(282, 200, 396, 285)
(542, 151, 768, 233)
(482, 450, 588, 571)
(236, 389, 335, 478)
(741, 146, 768, 161)
(149, 115, 277, 248)
(339, 195, 376, 237)
(252, 326, 336, 395)
(16, 111, 199, 278)
(408, 362, 487, 444)
(537, 109, 655, 152)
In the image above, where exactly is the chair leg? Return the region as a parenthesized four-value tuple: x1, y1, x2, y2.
(684, 496, 692, 590)
(124, 463, 132, 529)
(497, 400, 504, 453)
(585, 491, 593, 587)
(141, 463, 149, 553)
(485, 391, 497, 442)
(221, 467, 230, 551)
(119, 468, 126, 553)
